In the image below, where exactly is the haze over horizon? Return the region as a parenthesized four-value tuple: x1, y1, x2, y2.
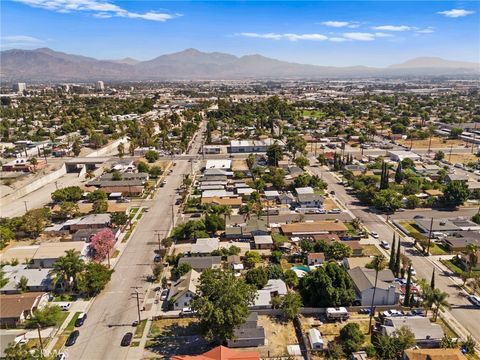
(1, 0, 479, 67)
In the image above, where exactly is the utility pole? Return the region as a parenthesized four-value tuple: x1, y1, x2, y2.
(54, 181, 59, 190)
(448, 145, 453, 163)
(37, 324, 44, 359)
(426, 217, 433, 256)
(156, 232, 162, 254)
(107, 249, 110, 268)
(134, 288, 141, 323)
(471, 122, 478, 154)
(23, 201, 28, 212)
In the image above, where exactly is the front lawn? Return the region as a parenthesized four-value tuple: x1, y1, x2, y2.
(134, 319, 147, 338)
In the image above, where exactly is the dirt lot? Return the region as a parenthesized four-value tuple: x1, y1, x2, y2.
(146, 318, 210, 357)
(299, 313, 371, 350)
(446, 153, 479, 165)
(258, 315, 298, 357)
(397, 137, 466, 149)
(232, 159, 249, 172)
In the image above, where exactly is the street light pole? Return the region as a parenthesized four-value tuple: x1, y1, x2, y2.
(134, 288, 141, 323)
(23, 201, 28, 212)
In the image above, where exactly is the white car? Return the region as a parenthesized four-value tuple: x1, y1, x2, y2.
(409, 267, 417, 276)
(380, 240, 390, 249)
(56, 353, 67, 360)
(59, 303, 71, 311)
(328, 208, 342, 214)
(371, 232, 379, 239)
(467, 295, 480, 307)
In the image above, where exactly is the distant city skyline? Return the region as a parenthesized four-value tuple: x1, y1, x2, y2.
(1, 0, 479, 67)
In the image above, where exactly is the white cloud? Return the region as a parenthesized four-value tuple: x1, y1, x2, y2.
(372, 25, 412, 31)
(14, 0, 177, 21)
(417, 27, 435, 34)
(321, 21, 359, 28)
(328, 37, 348, 42)
(343, 32, 376, 41)
(438, 9, 475, 18)
(374, 32, 393, 38)
(1, 35, 47, 48)
(237, 32, 328, 41)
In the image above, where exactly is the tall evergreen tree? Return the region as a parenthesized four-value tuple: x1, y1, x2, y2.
(394, 241, 401, 277)
(395, 162, 404, 184)
(389, 234, 396, 271)
(404, 265, 412, 307)
(430, 268, 435, 290)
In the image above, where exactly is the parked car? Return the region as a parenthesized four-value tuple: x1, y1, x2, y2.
(413, 215, 425, 219)
(121, 332, 133, 346)
(56, 353, 67, 360)
(370, 232, 379, 239)
(180, 307, 197, 317)
(467, 295, 480, 307)
(328, 208, 341, 214)
(411, 309, 425, 316)
(59, 303, 71, 311)
(380, 240, 390, 249)
(154, 255, 161, 263)
(160, 289, 169, 301)
(65, 330, 79, 346)
(132, 320, 139, 327)
(409, 267, 417, 276)
(75, 313, 87, 327)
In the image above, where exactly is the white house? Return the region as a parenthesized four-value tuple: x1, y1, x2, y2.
(167, 270, 200, 310)
(348, 267, 400, 306)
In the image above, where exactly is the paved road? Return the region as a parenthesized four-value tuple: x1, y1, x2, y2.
(64, 125, 206, 360)
(307, 165, 480, 343)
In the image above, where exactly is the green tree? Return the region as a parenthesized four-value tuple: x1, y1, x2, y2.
(388, 235, 396, 272)
(441, 334, 458, 349)
(405, 195, 420, 209)
(3, 342, 44, 360)
(173, 263, 192, 278)
(137, 161, 150, 173)
(472, 213, 480, 225)
(300, 262, 355, 307)
(117, 142, 125, 158)
(149, 165, 163, 178)
(245, 267, 268, 289)
(191, 269, 256, 343)
(266, 143, 283, 166)
(450, 127, 463, 139)
(0, 269, 9, 288)
(394, 162, 404, 184)
(15, 276, 29, 293)
(284, 269, 299, 288)
(245, 251, 262, 268)
(369, 255, 387, 332)
(440, 181, 470, 209)
(87, 189, 107, 202)
(294, 156, 310, 169)
(49, 250, 85, 293)
(266, 264, 284, 279)
(0, 226, 15, 249)
(111, 212, 128, 226)
(77, 262, 114, 296)
(373, 189, 402, 213)
(144, 150, 159, 163)
(286, 135, 307, 160)
(280, 292, 302, 320)
(72, 138, 82, 156)
(434, 151, 445, 161)
(58, 201, 79, 219)
(325, 242, 352, 260)
(51, 186, 83, 202)
(20, 208, 51, 238)
(465, 243, 479, 272)
(339, 323, 365, 355)
(92, 199, 108, 213)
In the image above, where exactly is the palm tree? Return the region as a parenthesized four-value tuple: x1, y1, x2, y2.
(218, 205, 232, 227)
(466, 243, 478, 272)
(241, 202, 254, 221)
(432, 288, 450, 321)
(15, 276, 29, 293)
(368, 254, 387, 333)
(49, 250, 85, 293)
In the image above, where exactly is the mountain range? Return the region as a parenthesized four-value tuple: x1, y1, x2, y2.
(1, 48, 479, 82)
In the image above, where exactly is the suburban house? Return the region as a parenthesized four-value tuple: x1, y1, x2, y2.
(281, 221, 348, 238)
(404, 348, 468, 360)
(348, 267, 400, 306)
(249, 289, 272, 310)
(0, 330, 27, 357)
(178, 256, 222, 272)
(69, 214, 111, 232)
(30, 242, 86, 269)
(0, 292, 49, 328)
(191, 238, 220, 255)
(414, 219, 459, 235)
(443, 231, 480, 252)
(0, 265, 54, 294)
(167, 270, 200, 311)
(381, 316, 444, 347)
(224, 219, 269, 240)
(343, 241, 364, 257)
(227, 312, 265, 348)
(253, 235, 274, 250)
(262, 279, 288, 297)
(88, 179, 145, 196)
(172, 345, 259, 360)
(307, 253, 325, 266)
(297, 193, 324, 208)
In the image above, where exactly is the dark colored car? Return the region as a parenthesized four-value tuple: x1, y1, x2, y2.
(121, 332, 133, 346)
(75, 313, 87, 327)
(65, 330, 80, 347)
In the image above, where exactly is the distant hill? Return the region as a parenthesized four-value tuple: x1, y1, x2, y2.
(1, 47, 478, 81)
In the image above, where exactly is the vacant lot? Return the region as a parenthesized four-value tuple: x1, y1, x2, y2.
(446, 153, 479, 165)
(397, 137, 466, 149)
(258, 315, 298, 357)
(232, 159, 249, 171)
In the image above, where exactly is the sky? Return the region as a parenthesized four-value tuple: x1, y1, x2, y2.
(1, 0, 479, 67)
